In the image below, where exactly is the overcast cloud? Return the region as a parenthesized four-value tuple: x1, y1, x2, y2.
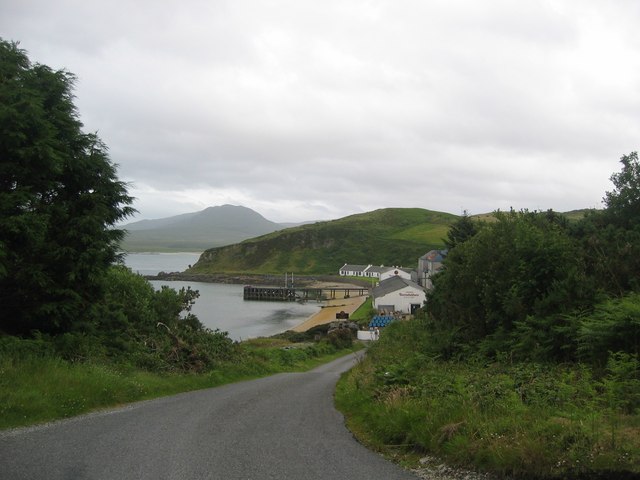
(2, 1, 639, 222)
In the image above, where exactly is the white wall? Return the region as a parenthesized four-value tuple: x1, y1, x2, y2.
(373, 286, 425, 313)
(357, 330, 379, 341)
(379, 268, 412, 282)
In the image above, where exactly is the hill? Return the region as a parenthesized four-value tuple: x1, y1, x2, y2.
(120, 205, 285, 252)
(471, 208, 596, 223)
(188, 208, 457, 275)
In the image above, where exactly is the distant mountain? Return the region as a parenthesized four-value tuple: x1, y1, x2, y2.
(189, 208, 457, 275)
(120, 205, 288, 252)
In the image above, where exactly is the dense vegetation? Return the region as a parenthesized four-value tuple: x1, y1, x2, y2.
(0, 39, 134, 336)
(337, 153, 640, 479)
(190, 208, 455, 275)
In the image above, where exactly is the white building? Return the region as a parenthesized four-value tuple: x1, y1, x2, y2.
(364, 265, 388, 279)
(372, 276, 426, 315)
(379, 267, 413, 282)
(339, 264, 370, 277)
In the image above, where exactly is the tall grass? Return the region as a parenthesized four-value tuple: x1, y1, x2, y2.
(335, 320, 640, 478)
(0, 338, 362, 430)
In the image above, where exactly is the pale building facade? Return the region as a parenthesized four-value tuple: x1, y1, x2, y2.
(372, 276, 426, 314)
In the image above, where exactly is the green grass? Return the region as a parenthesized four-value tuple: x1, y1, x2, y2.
(349, 297, 374, 324)
(0, 340, 363, 430)
(335, 320, 640, 478)
(390, 224, 449, 244)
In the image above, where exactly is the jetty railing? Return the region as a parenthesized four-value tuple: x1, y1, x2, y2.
(243, 286, 368, 301)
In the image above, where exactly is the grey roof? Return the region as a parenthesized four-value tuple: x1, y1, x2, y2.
(372, 275, 424, 297)
(339, 264, 369, 272)
(366, 265, 390, 274)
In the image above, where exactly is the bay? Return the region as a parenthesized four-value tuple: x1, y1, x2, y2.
(150, 281, 321, 341)
(122, 252, 321, 341)
(122, 252, 202, 276)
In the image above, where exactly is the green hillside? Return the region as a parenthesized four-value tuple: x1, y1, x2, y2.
(188, 208, 457, 275)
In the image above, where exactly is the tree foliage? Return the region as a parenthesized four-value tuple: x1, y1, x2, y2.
(425, 153, 640, 365)
(443, 210, 478, 249)
(604, 151, 640, 228)
(427, 210, 588, 346)
(89, 266, 235, 372)
(0, 39, 134, 335)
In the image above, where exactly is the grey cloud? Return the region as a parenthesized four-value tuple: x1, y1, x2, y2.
(1, 0, 638, 223)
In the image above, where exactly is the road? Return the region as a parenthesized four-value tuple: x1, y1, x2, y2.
(0, 352, 419, 480)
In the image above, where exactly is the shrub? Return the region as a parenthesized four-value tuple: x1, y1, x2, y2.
(327, 328, 353, 349)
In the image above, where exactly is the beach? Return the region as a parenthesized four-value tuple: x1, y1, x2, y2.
(291, 281, 369, 332)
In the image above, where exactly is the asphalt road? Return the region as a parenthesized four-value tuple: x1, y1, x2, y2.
(0, 352, 419, 480)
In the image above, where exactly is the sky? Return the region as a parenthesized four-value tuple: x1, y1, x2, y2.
(2, 1, 639, 223)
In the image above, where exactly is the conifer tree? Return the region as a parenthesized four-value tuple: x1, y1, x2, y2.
(0, 39, 134, 335)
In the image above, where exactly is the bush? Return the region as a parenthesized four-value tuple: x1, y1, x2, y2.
(327, 328, 353, 349)
(578, 294, 640, 365)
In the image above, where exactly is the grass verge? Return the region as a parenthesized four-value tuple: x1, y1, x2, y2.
(335, 321, 640, 479)
(0, 339, 363, 430)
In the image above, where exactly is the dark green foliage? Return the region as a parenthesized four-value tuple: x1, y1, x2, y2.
(604, 152, 640, 229)
(572, 213, 640, 296)
(510, 312, 582, 362)
(444, 210, 478, 249)
(602, 352, 640, 414)
(578, 294, 640, 365)
(326, 327, 353, 349)
(0, 39, 134, 335)
(426, 151, 640, 362)
(427, 209, 590, 354)
(90, 266, 235, 373)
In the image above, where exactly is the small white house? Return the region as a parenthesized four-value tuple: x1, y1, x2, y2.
(379, 267, 413, 282)
(372, 276, 426, 314)
(339, 264, 371, 277)
(363, 265, 387, 279)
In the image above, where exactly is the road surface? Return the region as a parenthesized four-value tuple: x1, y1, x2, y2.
(0, 352, 418, 479)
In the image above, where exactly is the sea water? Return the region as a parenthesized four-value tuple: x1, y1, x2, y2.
(122, 252, 202, 276)
(122, 253, 321, 340)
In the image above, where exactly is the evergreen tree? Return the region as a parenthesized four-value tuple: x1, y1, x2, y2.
(0, 39, 134, 335)
(444, 210, 478, 249)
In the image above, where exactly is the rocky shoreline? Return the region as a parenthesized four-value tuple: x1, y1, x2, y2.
(145, 271, 371, 288)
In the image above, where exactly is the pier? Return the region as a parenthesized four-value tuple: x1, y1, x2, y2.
(243, 285, 368, 302)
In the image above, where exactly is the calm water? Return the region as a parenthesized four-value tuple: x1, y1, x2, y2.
(122, 252, 202, 276)
(122, 253, 321, 340)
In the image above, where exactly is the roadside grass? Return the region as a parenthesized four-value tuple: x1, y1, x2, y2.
(349, 297, 375, 325)
(0, 339, 363, 430)
(335, 320, 640, 479)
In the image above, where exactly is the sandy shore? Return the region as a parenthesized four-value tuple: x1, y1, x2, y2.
(291, 293, 368, 332)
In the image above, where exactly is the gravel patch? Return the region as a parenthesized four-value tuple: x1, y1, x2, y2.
(411, 456, 506, 480)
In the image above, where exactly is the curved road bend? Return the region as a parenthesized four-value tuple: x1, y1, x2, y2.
(0, 352, 419, 480)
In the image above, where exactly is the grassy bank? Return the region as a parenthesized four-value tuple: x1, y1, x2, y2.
(0, 337, 361, 430)
(335, 320, 640, 479)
